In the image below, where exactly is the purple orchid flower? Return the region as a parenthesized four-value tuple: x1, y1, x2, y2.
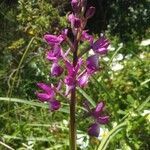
(36, 83, 60, 111)
(83, 101, 109, 137)
(92, 37, 109, 55)
(91, 101, 110, 124)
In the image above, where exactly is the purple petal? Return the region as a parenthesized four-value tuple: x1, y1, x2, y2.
(97, 116, 110, 124)
(71, 0, 79, 12)
(37, 83, 52, 93)
(47, 45, 62, 61)
(65, 60, 74, 76)
(77, 72, 89, 87)
(75, 58, 83, 73)
(36, 93, 51, 101)
(51, 63, 63, 77)
(95, 101, 105, 114)
(68, 13, 81, 28)
(88, 123, 100, 137)
(81, 30, 94, 44)
(61, 29, 68, 40)
(44, 34, 63, 45)
(65, 85, 74, 96)
(86, 54, 99, 73)
(64, 76, 75, 86)
(49, 99, 61, 112)
(92, 37, 109, 55)
(74, 18, 81, 28)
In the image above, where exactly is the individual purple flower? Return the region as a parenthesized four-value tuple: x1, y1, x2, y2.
(81, 30, 94, 44)
(83, 101, 109, 137)
(36, 83, 60, 111)
(91, 101, 110, 124)
(92, 37, 109, 55)
(51, 62, 64, 77)
(47, 45, 62, 61)
(88, 123, 100, 137)
(86, 54, 99, 74)
(85, 6, 96, 19)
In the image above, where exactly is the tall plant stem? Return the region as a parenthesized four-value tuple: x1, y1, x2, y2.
(69, 40, 78, 150)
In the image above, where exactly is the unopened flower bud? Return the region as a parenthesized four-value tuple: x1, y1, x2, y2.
(85, 6, 95, 19)
(71, 0, 80, 12)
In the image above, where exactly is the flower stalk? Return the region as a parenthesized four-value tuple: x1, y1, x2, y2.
(70, 38, 78, 150)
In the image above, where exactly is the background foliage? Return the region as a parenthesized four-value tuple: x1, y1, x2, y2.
(0, 0, 149, 149)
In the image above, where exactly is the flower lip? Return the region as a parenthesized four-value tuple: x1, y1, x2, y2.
(51, 63, 64, 77)
(86, 54, 99, 73)
(49, 99, 61, 112)
(88, 123, 100, 137)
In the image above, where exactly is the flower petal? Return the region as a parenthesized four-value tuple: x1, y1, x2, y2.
(81, 30, 94, 44)
(37, 83, 51, 93)
(36, 83, 55, 98)
(47, 45, 62, 61)
(86, 54, 99, 73)
(97, 116, 110, 124)
(44, 34, 63, 45)
(88, 123, 100, 137)
(49, 99, 61, 112)
(51, 63, 64, 77)
(95, 101, 105, 114)
(92, 37, 109, 54)
(77, 72, 89, 87)
(64, 76, 75, 86)
(36, 93, 51, 101)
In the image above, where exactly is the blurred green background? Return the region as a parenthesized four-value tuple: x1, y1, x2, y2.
(0, 0, 149, 149)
